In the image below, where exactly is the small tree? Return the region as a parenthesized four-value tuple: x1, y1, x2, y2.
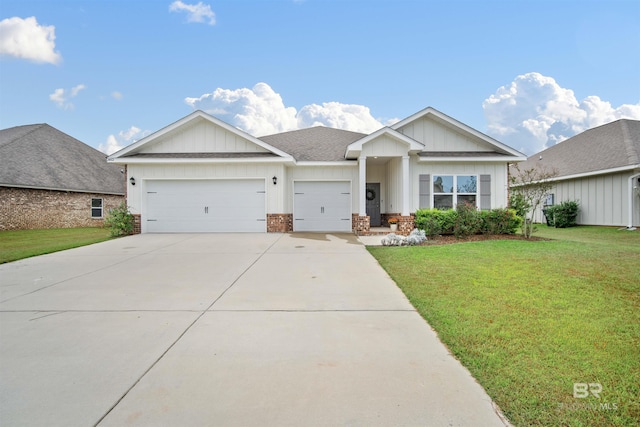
(104, 202, 135, 237)
(510, 164, 558, 238)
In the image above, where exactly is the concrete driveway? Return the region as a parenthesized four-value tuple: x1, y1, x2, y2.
(0, 233, 509, 426)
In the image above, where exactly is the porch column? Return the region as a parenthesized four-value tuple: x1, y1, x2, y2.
(359, 156, 367, 215)
(402, 155, 410, 216)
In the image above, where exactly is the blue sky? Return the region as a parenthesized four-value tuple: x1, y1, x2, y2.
(1, 0, 639, 156)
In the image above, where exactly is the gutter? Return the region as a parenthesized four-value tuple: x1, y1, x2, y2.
(627, 172, 640, 230)
(0, 183, 125, 196)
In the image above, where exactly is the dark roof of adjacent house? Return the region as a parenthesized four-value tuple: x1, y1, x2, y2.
(259, 126, 366, 161)
(0, 124, 125, 195)
(517, 119, 640, 177)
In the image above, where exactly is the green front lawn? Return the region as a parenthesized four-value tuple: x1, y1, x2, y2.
(368, 226, 640, 426)
(0, 228, 113, 264)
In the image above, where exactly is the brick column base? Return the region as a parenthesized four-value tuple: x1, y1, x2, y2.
(397, 214, 415, 236)
(267, 213, 293, 232)
(132, 214, 141, 234)
(381, 213, 415, 236)
(352, 214, 370, 235)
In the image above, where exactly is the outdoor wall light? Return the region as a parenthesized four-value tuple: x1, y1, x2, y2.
(272, 176, 277, 185)
(129, 177, 136, 186)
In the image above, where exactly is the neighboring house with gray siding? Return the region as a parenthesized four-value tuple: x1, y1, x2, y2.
(517, 119, 640, 228)
(0, 124, 125, 230)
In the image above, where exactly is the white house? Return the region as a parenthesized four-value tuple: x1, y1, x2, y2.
(518, 119, 640, 229)
(107, 107, 526, 234)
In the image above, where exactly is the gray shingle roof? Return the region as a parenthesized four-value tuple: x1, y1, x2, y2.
(259, 126, 366, 161)
(518, 119, 640, 177)
(419, 151, 511, 158)
(0, 124, 125, 195)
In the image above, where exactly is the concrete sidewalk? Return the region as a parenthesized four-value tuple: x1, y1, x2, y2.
(0, 233, 509, 426)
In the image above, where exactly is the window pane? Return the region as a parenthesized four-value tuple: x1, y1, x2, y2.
(91, 208, 102, 218)
(433, 176, 453, 193)
(457, 195, 476, 206)
(91, 198, 103, 208)
(457, 176, 477, 193)
(434, 195, 453, 209)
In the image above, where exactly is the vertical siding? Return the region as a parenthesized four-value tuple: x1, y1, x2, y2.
(534, 172, 637, 226)
(397, 117, 492, 152)
(361, 136, 409, 157)
(145, 121, 269, 153)
(387, 158, 402, 213)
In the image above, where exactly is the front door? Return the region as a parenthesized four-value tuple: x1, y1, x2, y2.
(366, 183, 381, 227)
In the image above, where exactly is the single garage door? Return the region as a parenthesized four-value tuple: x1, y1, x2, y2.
(146, 179, 266, 232)
(293, 181, 351, 232)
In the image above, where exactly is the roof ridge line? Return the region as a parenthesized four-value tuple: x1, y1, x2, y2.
(1, 124, 46, 149)
(620, 120, 640, 166)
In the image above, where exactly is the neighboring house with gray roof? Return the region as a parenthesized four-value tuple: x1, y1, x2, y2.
(0, 124, 125, 230)
(516, 119, 640, 228)
(108, 107, 526, 234)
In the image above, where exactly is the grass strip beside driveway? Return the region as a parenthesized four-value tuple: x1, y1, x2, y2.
(368, 226, 640, 426)
(0, 228, 112, 264)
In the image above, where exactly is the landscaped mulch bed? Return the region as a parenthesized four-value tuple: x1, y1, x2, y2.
(423, 234, 549, 245)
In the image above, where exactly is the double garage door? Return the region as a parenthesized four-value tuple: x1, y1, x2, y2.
(146, 180, 266, 233)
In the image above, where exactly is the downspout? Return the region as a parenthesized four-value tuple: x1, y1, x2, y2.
(627, 172, 640, 230)
(506, 163, 511, 208)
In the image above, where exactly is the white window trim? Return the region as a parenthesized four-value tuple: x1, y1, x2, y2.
(91, 198, 103, 219)
(432, 174, 479, 209)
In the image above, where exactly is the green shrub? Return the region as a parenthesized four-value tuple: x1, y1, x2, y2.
(481, 208, 522, 235)
(509, 192, 529, 219)
(416, 207, 521, 237)
(104, 202, 135, 237)
(454, 202, 482, 238)
(545, 201, 579, 228)
(415, 209, 457, 236)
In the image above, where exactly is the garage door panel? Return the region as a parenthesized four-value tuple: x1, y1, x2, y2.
(294, 181, 351, 232)
(146, 180, 265, 233)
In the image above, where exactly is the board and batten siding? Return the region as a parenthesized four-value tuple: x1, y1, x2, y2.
(396, 117, 493, 152)
(126, 163, 285, 216)
(361, 136, 411, 157)
(411, 161, 508, 211)
(285, 165, 358, 213)
(533, 171, 639, 226)
(386, 158, 403, 214)
(143, 120, 269, 154)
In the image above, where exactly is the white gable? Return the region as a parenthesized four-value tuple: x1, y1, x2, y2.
(362, 135, 413, 157)
(144, 118, 269, 154)
(108, 110, 293, 162)
(345, 127, 424, 159)
(392, 107, 525, 158)
(397, 116, 492, 152)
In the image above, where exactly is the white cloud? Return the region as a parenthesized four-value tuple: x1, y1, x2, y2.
(483, 72, 640, 155)
(169, 1, 216, 25)
(185, 82, 387, 136)
(49, 84, 86, 109)
(111, 91, 123, 100)
(297, 102, 386, 134)
(99, 126, 148, 155)
(0, 16, 61, 64)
